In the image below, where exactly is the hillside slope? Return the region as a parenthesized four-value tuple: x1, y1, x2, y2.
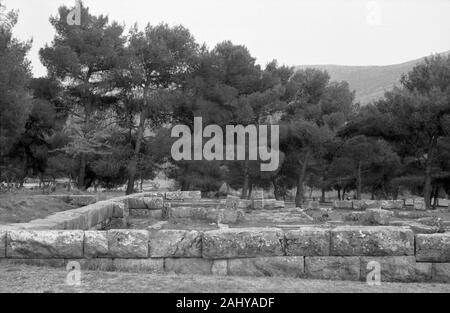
(297, 51, 449, 105)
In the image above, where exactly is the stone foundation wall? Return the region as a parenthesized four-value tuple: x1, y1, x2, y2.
(0, 226, 449, 283)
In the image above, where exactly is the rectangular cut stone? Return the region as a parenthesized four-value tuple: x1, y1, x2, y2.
(202, 228, 284, 259)
(165, 191, 201, 201)
(149, 230, 202, 258)
(0, 258, 66, 268)
(6, 230, 84, 259)
(228, 256, 305, 278)
(284, 227, 330, 256)
(305, 257, 360, 281)
(416, 233, 450, 262)
(84, 231, 109, 258)
(431, 264, 450, 283)
(404, 199, 414, 206)
(78, 259, 114, 271)
(330, 226, 414, 256)
(380, 200, 404, 210)
(170, 207, 193, 219)
(333, 201, 353, 210)
(165, 258, 212, 275)
(113, 258, 164, 273)
(127, 197, 164, 210)
(360, 257, 432, 282)
(0, 231, 6, 258)
(211, 260, 228, 276)
(107, 230, 149, 258)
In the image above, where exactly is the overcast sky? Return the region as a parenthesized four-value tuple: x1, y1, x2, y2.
(4, 0, 450, 77)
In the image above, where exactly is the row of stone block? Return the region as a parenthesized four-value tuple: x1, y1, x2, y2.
(1, 256, 449, 283)
(1, 227, 449, 261)
(333, 200, 405, 210)
(169, 207, 244, 223)
(225, 196, 285, 210)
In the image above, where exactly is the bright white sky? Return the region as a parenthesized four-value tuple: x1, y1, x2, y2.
(4, 0, 450, 77)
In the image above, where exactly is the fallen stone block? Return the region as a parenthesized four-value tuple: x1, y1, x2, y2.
(284, 227, 330, 256)
(333, 200, 353, 210)
(211, 260, 228, 276)
(149, 230, 202, 258)
(330, 226, 414, 256)
(365, 209, 394, 225)
(416, 233, 450, 262)
(360, 256, 432, 282)
(305, 256, 360, 281)
(431, 263, 450, 283)
(113, 258, 164, 273)
(165, 191, 202, 201)
(165, 258, 212, 275)
(6, 230, 84, 259)
(202, 228, 284, 259)
(0, 231, 5, 258)
(228, 256, 305, 278)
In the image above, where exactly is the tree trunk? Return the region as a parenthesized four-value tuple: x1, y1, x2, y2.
(247, 183, 253, 200)
(424, 136, 438, 210)
(295, 150, 310, 207)
(321, 188, 326, 203)
(126, 109, 147, 195)
(272, 178, 280, 201)
(337, 187, 341, 201)
(241, 159, 249, 199)
(356, 160, 362, 200)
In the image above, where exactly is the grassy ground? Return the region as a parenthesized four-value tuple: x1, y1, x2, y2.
(0, 265, 449, 293)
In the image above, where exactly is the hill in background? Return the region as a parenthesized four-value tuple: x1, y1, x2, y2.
(297, 51, 449, 105)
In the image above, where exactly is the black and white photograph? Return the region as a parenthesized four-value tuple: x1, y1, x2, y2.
(1, 0, 450, 298)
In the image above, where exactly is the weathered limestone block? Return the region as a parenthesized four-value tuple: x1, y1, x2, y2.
(165, 191, 202, 201)
(202, 228, 284, 259)
(330, 226, 414, 256)
(1, 231, 7, 258)
(305, 257, 360, 281)
(6, 230, 84, 258)
(365, 209, 394, 225)
(416, 233, 450, 262)
(165, 258, 212, 275)
(284, 227, 330, 256)
(170, 207, 193, 219)
(228, 256, 305, 278)
(78, 258, 114, 271)
(113, 258, 164, 273)
(380, 200, 404, 210)
(404, 199, 414, 206)
(107, 230, 149, 258)
(431, 263, 450, 283)
(252, 199, 264, 210)
(389, 221, 441, 234)
(0, 258, 66, 268)
(211, 260, 228, 276)
(262, 199, 285, 210)
(111, 201, 125, 218)
(414, 199, 426, 211)
(360, 257, 432, 282)
(342, 211, 367, 223)
(149, 230, 202, 258)
(84, 231, 109, 258)
(353, 200, 380, 210)
(333, 200, 353, 210)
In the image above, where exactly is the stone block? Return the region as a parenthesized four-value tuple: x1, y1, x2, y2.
(113, 258, 164, 273)
(284, 227, 330, 256)
(228, 256, 304, 278)
(333, 200, 353, 210)
(107, 230, 149, 258)
(416, 233, 450, 262)
(6, 230, 84, 259)
(165, 191, 202, 201)
(431, 263, 450, 283)
(330, 226, 414, 256)
(305, 256, 360, 281)
(360, 256, 432, 282)
(365, 209, 394, 225)
(149, 230, 202, 258)
(165, 258, 212, 275)
(202, 228, 284, 259)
